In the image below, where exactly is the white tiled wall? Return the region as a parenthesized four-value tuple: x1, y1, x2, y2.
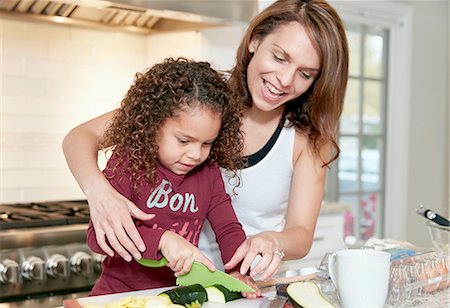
(1, 19, 148, 203)
(144, 24, 245, 71)
(1, 17, 244, 203)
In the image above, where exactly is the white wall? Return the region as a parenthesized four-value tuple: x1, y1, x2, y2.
(199, 24, 246, 71)
(1, 19, 148, 202)
(144, 24, 245, 70)
(405, 0, 449, 247)
(145, 31, 204, 65)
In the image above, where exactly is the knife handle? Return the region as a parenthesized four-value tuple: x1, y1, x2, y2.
(256, 272, 317, 288)
(137, 257, 168, 267)
(428, 211, 450, 226)
(416, 205, 450, 226)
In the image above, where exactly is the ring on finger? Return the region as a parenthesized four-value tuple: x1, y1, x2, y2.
(273, 250, 285, 259)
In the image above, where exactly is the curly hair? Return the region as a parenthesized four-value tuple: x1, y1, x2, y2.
(229, 0, 349, 167)
(101, 57, 244, 187)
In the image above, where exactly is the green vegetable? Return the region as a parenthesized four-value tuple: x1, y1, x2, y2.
(286, 281, 334, 308)
(137, 257, 168, 268)
(205, 285, 243, 303)
(158, 284, 208, 308)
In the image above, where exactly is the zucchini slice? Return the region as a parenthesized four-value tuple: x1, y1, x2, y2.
(143, 295, 172, 308)
(158, 284, 208, 308)
(205, 285, 243, 303)
(286, 281, 334, 308)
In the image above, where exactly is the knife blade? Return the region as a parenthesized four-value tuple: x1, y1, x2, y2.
(259, 295, 288, 308)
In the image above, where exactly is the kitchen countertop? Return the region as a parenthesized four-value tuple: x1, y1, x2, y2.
(58, 270, 450, 308)
(385, 288, 450, 308)
(61, 282, 450, 308)
(62, 273, 317, 308)
(63, 287, 261, 308)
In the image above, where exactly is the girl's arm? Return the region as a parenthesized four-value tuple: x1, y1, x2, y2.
(225, 134, 329, 281)
(62, 111, 154, 261)
(206, 166, 247, 269)
(207, 166, 261, 297)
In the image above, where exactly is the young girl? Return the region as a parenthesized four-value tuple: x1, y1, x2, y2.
(86, 58, 250, 296)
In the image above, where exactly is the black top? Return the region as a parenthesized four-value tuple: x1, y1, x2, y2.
(245, 123, 284, 167)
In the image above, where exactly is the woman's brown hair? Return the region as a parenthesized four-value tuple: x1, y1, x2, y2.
(101, 57, 244, 186)
(229, 0, 349, 166)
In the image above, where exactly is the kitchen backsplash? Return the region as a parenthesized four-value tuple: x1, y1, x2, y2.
(1, 17, 244, 203)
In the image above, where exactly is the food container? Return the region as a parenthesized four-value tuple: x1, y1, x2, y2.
(357, 238, 449, 306)
(425, 221, 450, 252)
(387, 252, 449, 305)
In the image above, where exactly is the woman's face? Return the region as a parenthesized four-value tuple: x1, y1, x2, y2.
(247, 21, 321, 112)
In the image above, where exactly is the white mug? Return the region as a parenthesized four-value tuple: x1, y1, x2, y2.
(328, 249, 391, 308)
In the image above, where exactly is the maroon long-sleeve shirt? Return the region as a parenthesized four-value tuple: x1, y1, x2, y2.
(87, 155, 246, 296)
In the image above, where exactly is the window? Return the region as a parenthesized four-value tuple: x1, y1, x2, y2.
(326, 24, 389, 245)
(326, 1, 412, 244)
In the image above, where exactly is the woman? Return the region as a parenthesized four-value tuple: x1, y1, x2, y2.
(62, 0, 348, 282)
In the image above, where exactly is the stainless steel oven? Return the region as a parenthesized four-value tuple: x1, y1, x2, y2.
(0, 201, 102, 308)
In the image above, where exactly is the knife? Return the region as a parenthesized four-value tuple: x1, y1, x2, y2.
(259, 295, 288, 308)
(259, 283, 290, 307)
(138, 257, 255, 293)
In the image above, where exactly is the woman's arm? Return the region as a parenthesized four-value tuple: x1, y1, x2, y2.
(62, 111, 154, 261)
(274, 133, 329, 258)
(225, 134, 329, 280)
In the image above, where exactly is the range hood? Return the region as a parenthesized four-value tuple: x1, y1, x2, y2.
(0, 0, 257, 34)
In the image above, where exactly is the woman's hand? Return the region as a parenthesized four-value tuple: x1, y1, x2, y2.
(159, 231, 216, 276)
(228, 271, 261, 298)
(87, 179, 155, 262)
(62, 111, 155, 262)
(224, 232, 283, 281)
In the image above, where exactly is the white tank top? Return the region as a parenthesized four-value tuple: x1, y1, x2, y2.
(198, 124, 295, 268)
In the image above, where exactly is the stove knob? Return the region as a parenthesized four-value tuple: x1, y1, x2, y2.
(0, 259, 19, 284)
(21, 256, 45, 281)
(46, 254, 69, 278)
(93, 253, 106, 273)
(70, 252, 93, 276)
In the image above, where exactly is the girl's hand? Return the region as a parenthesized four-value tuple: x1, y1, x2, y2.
(228, 271, 261, 298)
(87, 179, 155, 262)
(224, 232, 283, 281)
(159, 231, 216, 276)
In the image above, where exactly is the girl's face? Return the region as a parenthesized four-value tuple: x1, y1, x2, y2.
(247, 21, 321, 112)
(156, 104, 222, 175)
